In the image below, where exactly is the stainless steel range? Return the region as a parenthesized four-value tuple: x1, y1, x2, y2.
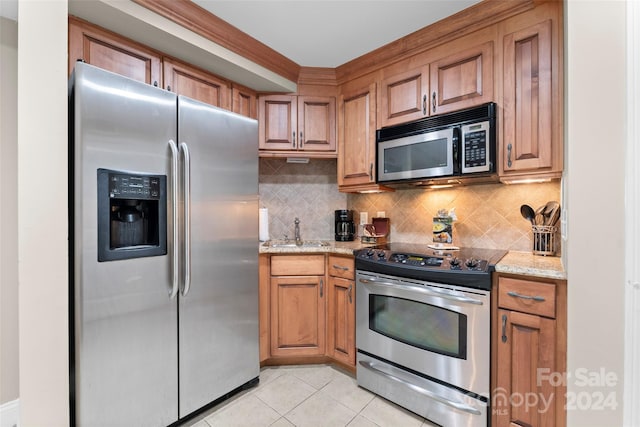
(355, 243, 506, 427)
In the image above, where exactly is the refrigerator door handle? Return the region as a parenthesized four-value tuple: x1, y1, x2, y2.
(180, 142, 192, 297)
(168, 140, 180, 299)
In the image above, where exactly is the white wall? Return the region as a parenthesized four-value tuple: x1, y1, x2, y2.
(17, 0, 69, 425)
(566, 0, 626, 425)
(0, 15, 20, 406)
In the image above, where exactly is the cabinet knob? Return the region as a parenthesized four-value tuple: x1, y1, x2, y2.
(153, 81, 158, 87)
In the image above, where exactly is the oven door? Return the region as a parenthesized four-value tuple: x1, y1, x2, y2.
(377, 127, 454, 183)
(356, 271, 490, 395)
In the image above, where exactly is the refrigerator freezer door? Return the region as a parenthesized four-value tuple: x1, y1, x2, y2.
(71, 63, 178, 427)
(177, 96, 260, 417)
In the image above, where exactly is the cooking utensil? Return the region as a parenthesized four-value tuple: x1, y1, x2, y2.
(520, 204, 536, 225)
(542, 201, 560, 225)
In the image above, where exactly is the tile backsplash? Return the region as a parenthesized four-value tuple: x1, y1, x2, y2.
(259, 158, 561, 252)
(259, 158, 347, 241)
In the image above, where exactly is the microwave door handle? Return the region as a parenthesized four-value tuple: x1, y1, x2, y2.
(358, 277, 483, 305)
(453, 127, 461, 175)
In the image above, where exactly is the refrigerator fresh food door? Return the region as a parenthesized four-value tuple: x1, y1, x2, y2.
(177, 96, 260, 417)
(70, 63, 179, 427)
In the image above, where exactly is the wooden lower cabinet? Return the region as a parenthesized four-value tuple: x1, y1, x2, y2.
(267, 255, 326, 358)
(326, 255, 356, 367)
(493, 274, 567, 427)
(270, 275, 326, 357)
(260, 253, 357, 369)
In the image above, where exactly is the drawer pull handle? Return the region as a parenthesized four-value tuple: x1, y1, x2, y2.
(507, 291, 545, 302)
(333, 264, 350, 271)
(501, 314, 507, 343)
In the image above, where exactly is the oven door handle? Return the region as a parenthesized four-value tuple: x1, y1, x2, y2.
(358, 278, 483, 305)
(359, 361, 482, 416)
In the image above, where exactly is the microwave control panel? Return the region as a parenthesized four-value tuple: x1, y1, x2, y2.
(461, 120, 491, 174)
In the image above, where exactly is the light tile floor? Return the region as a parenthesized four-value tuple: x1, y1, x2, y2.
(184, 364, 437, 427)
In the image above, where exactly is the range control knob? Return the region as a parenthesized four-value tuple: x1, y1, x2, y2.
(376, 251, 386, 259)
(465, 258, 479, 269)
(450, 257, 461, 269)
(365, 249, 374, 258)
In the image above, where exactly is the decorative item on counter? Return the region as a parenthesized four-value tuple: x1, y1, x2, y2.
(520, 201, 561, 256)
(433, 208, 455, 244)
(361, 217, 390, 244)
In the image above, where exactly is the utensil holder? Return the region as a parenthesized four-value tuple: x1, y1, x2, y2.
(532, 225, 557, 256)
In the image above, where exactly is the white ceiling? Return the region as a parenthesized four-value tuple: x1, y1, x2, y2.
(191, 0, 482, 68)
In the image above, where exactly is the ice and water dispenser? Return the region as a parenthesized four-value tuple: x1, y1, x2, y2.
(97, 168, 167, 261)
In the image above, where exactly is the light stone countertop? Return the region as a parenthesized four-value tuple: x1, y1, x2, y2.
(258, 240, 373, 256)
(259, 242, 567, 281)
(495, 251, 566, 280)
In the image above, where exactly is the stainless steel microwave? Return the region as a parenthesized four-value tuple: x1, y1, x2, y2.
(376, 102, 496, 185)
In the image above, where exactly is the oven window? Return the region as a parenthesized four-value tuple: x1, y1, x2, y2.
(383, 137, 448, 173)
(369, 294, 467, 359)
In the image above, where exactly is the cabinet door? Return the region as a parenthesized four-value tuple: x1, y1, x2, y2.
(232, 84, 258, 119)
(338, 81, 377, 188)
(502, 20, 553, 173)
(258, 95, 297, 151)
(298, 96, 336, 152)
(327, 276, 355, 366)
(68, 17, 161, 86)
(163, 57, 230, 109)
(379, 65, 429, 127)
(270, 275, 325, 357)
(430, 41, 494, 115)
(495, 309, 556, 427)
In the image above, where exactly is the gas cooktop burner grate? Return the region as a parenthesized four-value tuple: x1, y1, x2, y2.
(354, 243, 507, 290)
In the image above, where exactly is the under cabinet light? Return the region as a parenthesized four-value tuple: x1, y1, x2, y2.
(286, 157, 310, 164)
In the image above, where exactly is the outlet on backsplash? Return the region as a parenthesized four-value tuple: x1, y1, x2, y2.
(360, 212, 368, 224)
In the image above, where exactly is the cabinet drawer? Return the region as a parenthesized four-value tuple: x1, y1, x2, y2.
(271, 255, 325, 276)
(328, 255, 355, 279)
(498, 277, 556, 318)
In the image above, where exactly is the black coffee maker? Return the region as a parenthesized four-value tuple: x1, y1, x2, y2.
(335, 209, 355, 241)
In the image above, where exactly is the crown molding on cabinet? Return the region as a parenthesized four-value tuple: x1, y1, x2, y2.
(335, 0, 538, 84)
(132, 0, 300, 84)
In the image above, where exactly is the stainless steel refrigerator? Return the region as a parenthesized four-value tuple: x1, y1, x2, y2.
(69, 62, 259, 426)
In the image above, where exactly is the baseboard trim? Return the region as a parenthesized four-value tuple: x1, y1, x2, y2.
(0, 399, 19, 427)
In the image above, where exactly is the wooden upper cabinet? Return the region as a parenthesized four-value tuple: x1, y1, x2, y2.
(379, 40, 493, 127)
(430, 41, 494, 115)
(232, 84, 258, 119)
(379, 65, 429, 127)
(502, 20, 553, 173)
(258, 94, 336, 155)
(259, 95, 297, 151)
(68, 17, 161, 86)
(498, 2, 563, 181)
(298, 96, 336, 152)
(163, 57, 230, 109)
(338, 78, 378, 190)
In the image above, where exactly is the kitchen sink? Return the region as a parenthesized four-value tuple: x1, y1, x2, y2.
(262, 240, 330, 248)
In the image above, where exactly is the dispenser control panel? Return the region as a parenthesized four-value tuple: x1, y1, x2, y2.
(108, 173, 161, 199)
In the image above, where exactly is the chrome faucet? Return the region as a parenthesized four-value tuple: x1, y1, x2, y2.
(294, 217, 302, 246)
